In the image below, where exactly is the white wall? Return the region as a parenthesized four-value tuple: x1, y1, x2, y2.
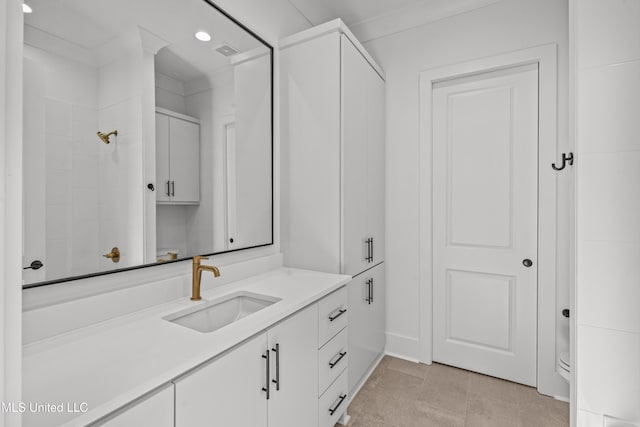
(185, 71, 234, 255)
(573, 0, 640, 425)
(0, 0, 23, 425)
(155, 72, 188, 115)
(232, 52, 273, 249)
(363, 0, 570, 398)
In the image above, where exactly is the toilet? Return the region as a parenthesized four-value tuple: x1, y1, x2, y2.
(558, 351, 570, 382)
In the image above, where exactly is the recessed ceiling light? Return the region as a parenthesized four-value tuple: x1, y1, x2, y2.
(195, 31, 211, 42)
(22, 3, 33, 13)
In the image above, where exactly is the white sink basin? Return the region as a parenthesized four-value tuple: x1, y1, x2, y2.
(164, 291, 281, 333)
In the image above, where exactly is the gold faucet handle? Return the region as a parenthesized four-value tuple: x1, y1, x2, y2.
(193, 255, 209, 265)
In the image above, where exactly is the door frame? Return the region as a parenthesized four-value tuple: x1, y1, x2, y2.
(418, 44, 558, 392)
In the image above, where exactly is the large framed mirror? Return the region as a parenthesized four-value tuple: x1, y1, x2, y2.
(22, 0, 273, 288)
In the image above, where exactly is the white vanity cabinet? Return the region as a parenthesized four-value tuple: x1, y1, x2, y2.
(155, 109, 200, 204)
(280, 19, 386, 399)
(174, 304, 318, 427)
(174, 332, 268, 427)
(92, 384, 174, 427)
(317, 287, 349, 427)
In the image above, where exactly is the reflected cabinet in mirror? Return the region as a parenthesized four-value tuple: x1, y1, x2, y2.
(22, 0, 273, 287)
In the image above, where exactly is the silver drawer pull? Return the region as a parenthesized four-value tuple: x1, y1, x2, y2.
(328, 351, 347, 369)
(328, 308, 347, 322)
(328, 394, 347, 416)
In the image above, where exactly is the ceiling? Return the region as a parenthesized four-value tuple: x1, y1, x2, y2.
(284, 0, 504, 42)
(22, 0, 504, 81)
(287, 0, 427, 26)
(24, 0, 266, 83)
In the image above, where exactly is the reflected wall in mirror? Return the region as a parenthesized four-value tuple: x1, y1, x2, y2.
(22, 0, 273, 287)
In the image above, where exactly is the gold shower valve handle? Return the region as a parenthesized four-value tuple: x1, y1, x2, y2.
(103, 247, 120, 263)
(97, 130, 118, 144)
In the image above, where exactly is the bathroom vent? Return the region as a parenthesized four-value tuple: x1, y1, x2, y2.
(215, 43, 238, 56)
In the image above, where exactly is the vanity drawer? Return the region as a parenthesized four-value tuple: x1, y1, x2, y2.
(318, 286, 348, 347)
(318, 328, 348, 395)
(319, 371, 348, 427)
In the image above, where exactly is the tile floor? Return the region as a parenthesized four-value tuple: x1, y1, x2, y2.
(340, 356, 569, 427)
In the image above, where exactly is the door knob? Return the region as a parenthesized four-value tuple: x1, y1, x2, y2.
(522, 259, 533, 267)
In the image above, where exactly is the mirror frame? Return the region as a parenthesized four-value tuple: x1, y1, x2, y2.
(22, 0, 274, 289)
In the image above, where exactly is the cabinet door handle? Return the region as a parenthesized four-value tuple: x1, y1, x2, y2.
(329, 351, 347, 369)
(328, 394, 347, 416)
(370, 278, 374, 303)
(166, 181, 171, 197)
(328, 308, 347, 322)
(365, 278, 372, 304)
(171, 180, 175, 197)
(364, 238, 371, 263)
(370, 237, 374, 262)
(261, 350, 270, 400)
(271, 343, 280, 391)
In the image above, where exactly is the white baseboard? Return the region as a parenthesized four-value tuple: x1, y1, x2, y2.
(385, 332, 420, 361)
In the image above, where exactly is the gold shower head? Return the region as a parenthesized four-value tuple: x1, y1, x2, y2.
(97, 130, 118, 144)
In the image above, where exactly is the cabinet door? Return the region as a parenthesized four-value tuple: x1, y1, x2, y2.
(369, 263, 386, 363)
(347, 263, 386, 395)
(174, 332, 268, 427)
(268, 305, 318, 427)
(155, 113, 171, 202)
(169, 117, 200, 203)
(95, 384, 173, 427)
(341, 34, 370, 276)
(366, 68, 385, 265)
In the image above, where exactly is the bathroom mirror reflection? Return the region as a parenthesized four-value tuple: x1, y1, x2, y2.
(22, 0, 273, 287)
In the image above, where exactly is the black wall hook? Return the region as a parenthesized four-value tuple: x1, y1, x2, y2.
(552, 152, 573, 171)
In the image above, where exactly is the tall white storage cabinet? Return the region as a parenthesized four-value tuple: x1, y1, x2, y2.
(155, 109, 200, 204)
(280, 19, 386, 398)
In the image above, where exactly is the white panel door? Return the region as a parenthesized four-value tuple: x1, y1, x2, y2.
(174, 332, 268, 427)
(432, 64, 538, 386)
(341, 35, 370, 276)
(169, 117, 200, 203)
(268, 305, 318, 427)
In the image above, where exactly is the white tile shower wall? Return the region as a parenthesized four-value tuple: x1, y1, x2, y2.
(97, 50, 146, 271)
(363, 0, 570, 398)
(575, 0, 640, 424)
(22, 56, 46, 284)
(23, 42, 100, 281)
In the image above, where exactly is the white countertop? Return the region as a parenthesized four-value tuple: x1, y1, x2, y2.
(22, 268, 350, 427)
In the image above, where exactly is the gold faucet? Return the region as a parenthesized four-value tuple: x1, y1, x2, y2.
(191, 256, 220, 301)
